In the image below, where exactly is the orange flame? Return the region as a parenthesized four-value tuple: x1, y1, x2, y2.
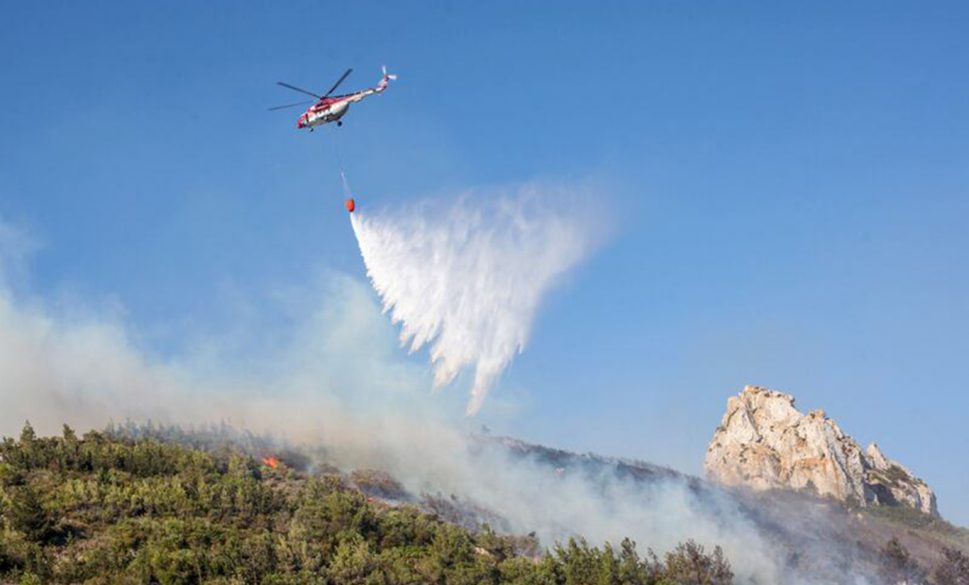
(262, 456, 279, 470)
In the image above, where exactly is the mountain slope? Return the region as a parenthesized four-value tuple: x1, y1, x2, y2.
(0, 424, 738, 584)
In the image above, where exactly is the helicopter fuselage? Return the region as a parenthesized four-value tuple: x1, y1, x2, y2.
(274, 67, 395, 130)
(297, 83, 382, 129)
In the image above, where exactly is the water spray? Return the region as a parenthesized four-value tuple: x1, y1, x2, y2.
(348, 184, 601, 414)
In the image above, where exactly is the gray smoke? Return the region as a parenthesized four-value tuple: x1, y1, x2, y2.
(0, 213, 863, 584)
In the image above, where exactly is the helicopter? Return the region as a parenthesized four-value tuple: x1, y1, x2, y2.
(270, 66, 397, 130)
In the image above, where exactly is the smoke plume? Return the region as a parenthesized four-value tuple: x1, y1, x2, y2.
(350, 182, 602, 414)
(0, 211, 872, 584)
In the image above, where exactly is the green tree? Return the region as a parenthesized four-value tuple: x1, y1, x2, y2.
(663, 540, 733, 585)
(327, 535, 382, 585)
(9, 486, 53, 544)
(617, 538, 650, 585)
(60, 424, 80, 471)
(16, 422, 37, 470)
(556, 538, 600, 585)
(498, 556, 556, 585)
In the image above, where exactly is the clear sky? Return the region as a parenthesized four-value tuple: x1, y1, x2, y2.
(1, 2, 967, 523)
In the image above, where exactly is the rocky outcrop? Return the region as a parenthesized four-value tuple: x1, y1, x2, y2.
(705, 385, 938, 516)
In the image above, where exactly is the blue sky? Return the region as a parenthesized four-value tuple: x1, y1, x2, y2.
(1, 2, 968, 522)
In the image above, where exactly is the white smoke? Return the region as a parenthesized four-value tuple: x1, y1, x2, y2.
(0, 275, 785, 584)
(350, 182, 603, 414)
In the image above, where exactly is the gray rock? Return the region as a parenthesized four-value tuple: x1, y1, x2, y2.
(705, 385, 937, 516)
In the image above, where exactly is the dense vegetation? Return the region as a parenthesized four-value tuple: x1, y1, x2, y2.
(0, 424, 734, 584)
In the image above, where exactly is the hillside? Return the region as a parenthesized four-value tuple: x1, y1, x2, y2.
(3, 423, 966, 584)
(0, 424, 734, 584)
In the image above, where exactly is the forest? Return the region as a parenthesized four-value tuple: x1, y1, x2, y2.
(0, 423, 733, 584)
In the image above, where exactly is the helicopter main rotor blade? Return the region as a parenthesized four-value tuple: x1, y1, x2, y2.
(268, 100, 315, 111)
(276, 82, 322, 99)
(322, 68, 353, 98)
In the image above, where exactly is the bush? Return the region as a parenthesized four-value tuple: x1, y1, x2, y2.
(878, 537, 926, 585)
(935, 547, 969, 585)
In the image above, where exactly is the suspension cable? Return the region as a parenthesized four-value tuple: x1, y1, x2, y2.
(330, 126, 353, 198)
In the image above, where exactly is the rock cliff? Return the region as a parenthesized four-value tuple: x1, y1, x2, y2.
(705, 385, 937, 516)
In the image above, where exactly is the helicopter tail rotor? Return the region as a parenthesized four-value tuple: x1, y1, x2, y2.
(376, 66, 397, 93)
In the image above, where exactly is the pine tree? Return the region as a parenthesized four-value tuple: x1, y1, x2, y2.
(10, 485, 52, 543)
